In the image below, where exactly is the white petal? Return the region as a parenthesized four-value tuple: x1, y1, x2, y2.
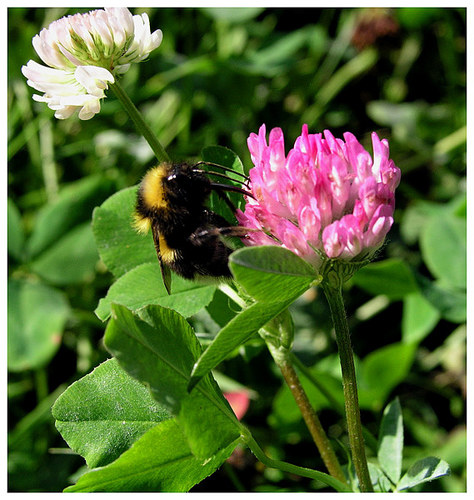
(74, 66, 114, 96)
(90, 14, 114, 48)
(103, 15, 126, 48)
(105, 7, 134, 35)
(57, 94, 94, 105)
(104, 8, 131, 46)
(114, 63, 131, 75)
(130, 15, 145, 54)
(78, 97, 101, 120)
(118, 13, 162, 65)
(40, 91, 103, 120)
(54, 106, 78, 119)
(32, 33, 68, 69)
(70, 21, 96, 54)
(32, 93, 53, 103)
(150, 29, 163, 50)
(57, 45, 85, 67)
(22, 60, 71, 80)
(50, 20, 72, 49)
(22, 61, 78, 94)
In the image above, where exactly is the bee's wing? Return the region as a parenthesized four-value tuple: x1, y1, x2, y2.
(160, 260, 172, 295)
(151, 225, 172, 295)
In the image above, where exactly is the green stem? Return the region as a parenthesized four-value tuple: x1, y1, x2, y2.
(263, 326, 346, 485)
(223, 462, 245, 492)
(279, 353, 347, 484)
(241, 428, 351, 492)
(322, 281, 373, 492)
(109, 80, 170, 164)
(34, 368, 49, 403)
(290, 352, 379, 453)
(217, 286, 348, 488)
(39, 116, 58, 201)
(290, 352, 345, 414)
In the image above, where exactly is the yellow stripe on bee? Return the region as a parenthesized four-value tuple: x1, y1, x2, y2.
(142, 164, 169, 211)
(158, 234, 177, 264)
(133, 213, 151, 234)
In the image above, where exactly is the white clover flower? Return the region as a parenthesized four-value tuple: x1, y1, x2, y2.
(21, 8, 163, 120)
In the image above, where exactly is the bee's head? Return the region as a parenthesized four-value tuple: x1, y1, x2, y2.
(137, 161, 253, 221)
(162, 163, 211, 206)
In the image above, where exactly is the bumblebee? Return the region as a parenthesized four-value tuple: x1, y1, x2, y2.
(134, 161, 253, 294)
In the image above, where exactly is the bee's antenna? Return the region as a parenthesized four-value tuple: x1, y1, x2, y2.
(209, 182, 256, 200)
(194, 169, 252, 189)
(192, 161, 250, 183)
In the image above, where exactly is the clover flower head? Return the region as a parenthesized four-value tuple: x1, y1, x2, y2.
(21, 8, 163, 120)
(237, 124, 401, 271)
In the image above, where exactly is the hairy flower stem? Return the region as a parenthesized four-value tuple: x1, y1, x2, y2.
(279, 353, 347, 484)
(110, 80, 171, 164)
(263, 330, 346, 485)
(322, 280, 373, 492)
(291, 352, 379, 453)
(219, 288, 347, 486)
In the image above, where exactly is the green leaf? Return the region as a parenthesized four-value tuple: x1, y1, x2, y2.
(95, 262, 216, 321)
(378, 398, 404, 485)
(237, 26, 324, 78)
(229, 246, 318, 303)
(27, 175, 116, 259)
(400, 200, 448, 246)
(190, 299, 299, 392)
(399, 202, 431, 246)
(400, 197, 466, 246)
(397, 457, 450, 491)
(358, 342, 417, 411)
(52, 358, 172, 468)
(368, 463, 393, 493)
(92, 186, 156, 278)
(250, 27, 317, 68)
(420, 213, 466, 289)
(417, 275, 466, 323)
(104, 304, 240, 459)
(351, 258, 419, 300)
(65, 419, 238, 492)
(205, 288, 240, 328)
(201, 145, 247, 220)
(397, 7, 445, 29)
(8, 279, 69, 371)
(189, 248, 316, 390)
(402, 292, 440, 344)
(201, 145, 245, 174)
(30, 222, 99, 285)
(8, 198, 25, 261)
(367, 100, 426, 133)
(431, 426, 465, 470)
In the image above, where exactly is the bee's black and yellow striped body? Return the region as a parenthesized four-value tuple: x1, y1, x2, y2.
(134, 162, 248, 293)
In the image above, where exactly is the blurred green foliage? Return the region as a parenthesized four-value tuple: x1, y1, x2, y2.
(8, 7, 465, 492)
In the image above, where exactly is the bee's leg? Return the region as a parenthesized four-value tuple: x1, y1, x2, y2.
(187, 226, 261, 278)
(192, 226, 257, 242)
(217, 226, 257, 238)
(214, 188, 237, 212)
